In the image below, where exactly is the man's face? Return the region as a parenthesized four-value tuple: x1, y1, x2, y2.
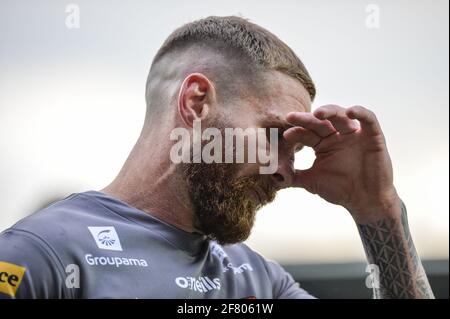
(183, 71, 311, 245)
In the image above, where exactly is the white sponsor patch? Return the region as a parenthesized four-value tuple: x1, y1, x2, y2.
(88, 226, 123, 251)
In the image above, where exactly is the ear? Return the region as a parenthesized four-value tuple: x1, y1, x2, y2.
(177, 73, 216, 127)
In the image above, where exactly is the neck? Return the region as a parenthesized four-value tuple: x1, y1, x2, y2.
(101, 133, 197, 233)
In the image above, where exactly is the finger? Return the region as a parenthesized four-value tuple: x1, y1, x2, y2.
(314, 104, 360, 134)
(283, 126, 321, 148)
(292, 168, 316, 193)
(345, 105, 382, 135)
(286, 112, 336, 138)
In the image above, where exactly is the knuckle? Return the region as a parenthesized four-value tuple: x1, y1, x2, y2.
(351, 105, 365, 112)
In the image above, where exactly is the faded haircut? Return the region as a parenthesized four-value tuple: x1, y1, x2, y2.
(145, 16, 315, 117)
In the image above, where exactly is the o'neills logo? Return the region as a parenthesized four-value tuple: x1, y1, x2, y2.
(175, 276, 221, 293)
(84, 254, 148, 268)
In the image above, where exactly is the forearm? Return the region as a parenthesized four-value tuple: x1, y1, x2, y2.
(357, 200, 434, 299)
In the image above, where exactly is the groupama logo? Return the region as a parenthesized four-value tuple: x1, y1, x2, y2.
(88, 226, 123, 251)
(97, 230, 116, 246)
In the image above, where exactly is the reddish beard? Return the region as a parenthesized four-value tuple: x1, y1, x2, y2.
(182, 161, 277, 245)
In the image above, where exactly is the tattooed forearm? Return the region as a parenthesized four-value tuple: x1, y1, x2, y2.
(357, 201, 434, 299)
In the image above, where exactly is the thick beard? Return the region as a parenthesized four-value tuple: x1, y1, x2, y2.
(182, 161, 277, 246)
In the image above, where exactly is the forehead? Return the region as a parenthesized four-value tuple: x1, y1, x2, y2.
(255, 71, 312, 125)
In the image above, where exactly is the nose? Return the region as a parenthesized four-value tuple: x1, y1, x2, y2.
(270, 152, 295, 189)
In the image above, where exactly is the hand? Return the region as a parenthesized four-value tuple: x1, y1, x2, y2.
(284, 104, 401, 223)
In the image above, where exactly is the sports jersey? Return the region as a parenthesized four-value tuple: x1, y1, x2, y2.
(0, 191, 314, 299)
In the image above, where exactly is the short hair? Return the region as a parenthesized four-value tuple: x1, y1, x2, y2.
(145, 16, 315, 112)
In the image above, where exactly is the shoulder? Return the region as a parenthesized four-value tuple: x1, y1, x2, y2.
(1, 192, 120, 266)
(7, 191, 123, 245)
(218, 242, 315, 299)
(11, 192, 114, 232)
(0, 192, 120, 298)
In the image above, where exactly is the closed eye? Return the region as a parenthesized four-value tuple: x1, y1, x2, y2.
(265, 126, 289, 141)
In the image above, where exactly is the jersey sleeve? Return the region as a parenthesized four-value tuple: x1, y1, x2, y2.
(0, 228, 70, 299)
(265, 259, 316, 299)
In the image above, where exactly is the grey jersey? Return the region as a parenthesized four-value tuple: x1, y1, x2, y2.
(0, 191, 314, 299)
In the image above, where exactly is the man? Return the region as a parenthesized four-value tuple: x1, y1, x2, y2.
(0, 16, 434, 299)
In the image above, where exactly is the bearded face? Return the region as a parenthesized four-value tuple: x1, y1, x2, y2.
(182, 119, 278, 245)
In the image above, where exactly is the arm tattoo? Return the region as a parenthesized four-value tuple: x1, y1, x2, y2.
(357, 201, 435, 298)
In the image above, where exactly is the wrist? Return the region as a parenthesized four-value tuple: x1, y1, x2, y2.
(348, 188, 402, 225)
